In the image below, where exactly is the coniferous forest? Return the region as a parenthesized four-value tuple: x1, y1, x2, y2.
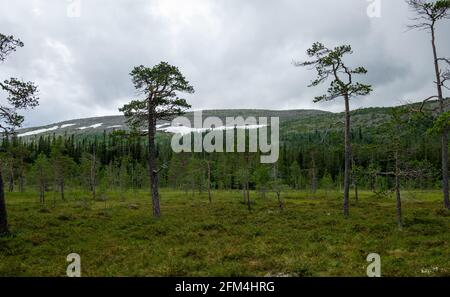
(0, 0, 449, 283)
(0, 110, 445, 204)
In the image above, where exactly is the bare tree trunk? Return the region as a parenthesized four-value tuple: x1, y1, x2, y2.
(246, 182, 251, 211)
(39, 166, 45, 205)
(148, 113, 161, 218)
(199, 173, 204, 195)
(370, 173, 375, 192)
(442, 131, 449, 209)
(8, 166, 13, 192)
(431, 25, 449, 210)
(277, 192, 285, 211)
(19, 172, 24, 192)
(298, 173, 301, 190)
(352, 159, 358, 202)
(207, 161, 212, 203)
(245, 152, 251, 211)
(91, 151, 97, 200)
(40, 184, 45, 205)
(343, 94, 352, 218)
(311, 153, 317, 193)
(60, 179, 65, 201)
(395, 151, 402, 229)
(0, 163, 8, 235)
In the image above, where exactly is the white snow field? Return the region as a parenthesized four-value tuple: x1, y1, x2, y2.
(157, 124, 266, 135)
(60, 123, 76, 128)
(78, 123, 103, 130)
(18, 126, 59, 137)
(17, 121, 266, 138)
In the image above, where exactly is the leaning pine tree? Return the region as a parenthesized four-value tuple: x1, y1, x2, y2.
(0, 33, 39, 235)
(295, 43, 372, 218)
(120, 62, 194, 218)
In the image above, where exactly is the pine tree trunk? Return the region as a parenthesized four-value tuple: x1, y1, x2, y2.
(0, 164, 8, 235)
(431, 25, 450, 210)
(207, 161, 212, 203)
(245, 152, 251, 211)
(60, 179, 65, 201)
(442, 131, 449, 209)
(311, 153, 317, 193)
(370, 174, 375, 192)
(40, 184, 45, 205)
(19, 172, 24, 192)
(148, 113, 161, 218)
(246, 182, 251, 211)
(8, 168, 13, 192)
(91, 152, 97, 200)
(277, 192, 285, 211)
(395, 151, 402, 228)
(343, 94, 352, 218)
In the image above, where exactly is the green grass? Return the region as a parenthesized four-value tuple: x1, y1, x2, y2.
(0, 189, 449, 276)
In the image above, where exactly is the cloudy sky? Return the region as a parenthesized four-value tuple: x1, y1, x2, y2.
(1, 0, 449, 127)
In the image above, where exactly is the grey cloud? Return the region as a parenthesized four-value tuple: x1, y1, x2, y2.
(0, 0, 449, 127)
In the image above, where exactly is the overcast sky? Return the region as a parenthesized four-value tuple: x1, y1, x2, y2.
(1, 0, 449, 127)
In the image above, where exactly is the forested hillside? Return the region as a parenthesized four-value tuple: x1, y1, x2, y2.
(1, 100, 447, 201)
(15, 109, 329, 138)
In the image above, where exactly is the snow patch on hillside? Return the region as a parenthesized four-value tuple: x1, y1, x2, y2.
(78, 123, 103, 130)
(16, 122, 266, 138)
(157, 124, 266, 135)
(156, 123, 170, 129)
(18, 126, 59, 137)
(61, 124, 76, 128)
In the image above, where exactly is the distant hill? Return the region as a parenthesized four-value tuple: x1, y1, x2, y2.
(283, 99, 448, 134)
(15, 109, 330, 139)
(13, 100, 447, 140)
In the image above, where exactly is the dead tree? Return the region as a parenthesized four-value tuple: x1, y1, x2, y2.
(407, 0, 450, 209)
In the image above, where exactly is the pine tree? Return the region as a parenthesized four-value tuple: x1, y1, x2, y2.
(120, 62, 194, 218)
(0, 33, 39, 235)
(407, 0, 450, 209)
(31, 154, 52, 205)
(296, 42, 372, 217)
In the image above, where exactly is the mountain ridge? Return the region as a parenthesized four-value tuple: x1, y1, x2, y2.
(15, 109, 330, 138)
(13, 100, 446, 139)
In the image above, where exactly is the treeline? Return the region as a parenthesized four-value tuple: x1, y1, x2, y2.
(0, 112, 443, 202)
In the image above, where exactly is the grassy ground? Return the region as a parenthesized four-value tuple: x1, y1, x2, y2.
(0, 189, 449, 276)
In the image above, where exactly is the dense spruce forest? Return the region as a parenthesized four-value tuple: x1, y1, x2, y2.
(0, 102, 444, 202)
